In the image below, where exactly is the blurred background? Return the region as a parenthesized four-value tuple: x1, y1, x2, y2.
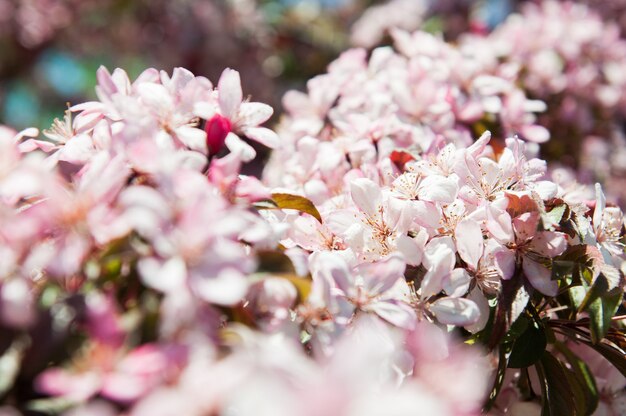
(0, 0, 496, 130)
(3, 0, 624, 130)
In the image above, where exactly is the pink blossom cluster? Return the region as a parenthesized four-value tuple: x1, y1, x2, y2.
(1, 28, 625, 415)
(0, 0, 86, 47)
(264, 26, 626, 414)
(0, 66, 493, 415)
(468, 1, 626, 204)
(487, 1, 626, 115)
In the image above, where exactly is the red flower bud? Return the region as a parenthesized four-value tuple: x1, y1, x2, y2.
(205, 114, 232, 156)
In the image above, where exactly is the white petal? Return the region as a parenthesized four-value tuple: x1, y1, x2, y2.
(594, 183, 606, 232)
(418, 175, 458, 204)
(350, 178, 382, 218)
(138, 257, 187, 293)
(176, 126, 207, 153)
(523, 259, 558, 296)
(218, 68, 243, 119)
(442, 268, 471, 297)
(136, 83, 173, 111)
(191, 267, 248, 306)
(395, 234, 423, 266)
(241, 127, 279, 149)
(238, 102, 273, 126)
(367, 301, 416, 329)
(430, 297, 480, 326)
(225, 132, 256, 162)
(455, 218, 484, 270)
(465, 287, 490, 333)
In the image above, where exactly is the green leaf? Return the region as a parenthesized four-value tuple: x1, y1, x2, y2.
(483, 344, 509, 412)
(557, 245, 603, 285)
(588, 288, 622, 344)
(508, 317, 547, 368)
(487, 277, 530, 350)
(599, 263, 621, 291)
(576, 274, 607, 314)
(257, 250, 296, 274)
(262, 193, 323, 223)
(554, 343, 599, 415)
(0, 337, 28, 397)
(569, 285, 587, 311)
(536, 351, 577, 416)
(26, 397, 75, 414)
(581, 339, 626, 378)
(541, 203, 567, 230)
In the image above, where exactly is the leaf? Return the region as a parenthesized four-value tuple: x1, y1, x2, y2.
(541, 203, 567, 230)
(557, 245, 604, 285)
(576, 275, 607, 314)
(26, 397, 75, 414)
(257, 250, 296, 274)
(552, 260, 575, 283)
(483, 344, 509, 412)
(569, 285, 587, 311)
(554, 343, 599, 415)
(587, 288, 622, 344)
(488, 277, 530, 350)
(582, 339, 626, 378)
(508, 317, 547, 368)
(535, 351, 577, 416)
(269, 193, 322, 223)
(599, 263, 621, 291)
(0, 337, 28, 397)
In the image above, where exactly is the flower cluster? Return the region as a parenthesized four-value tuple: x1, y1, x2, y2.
(1, 12, 626, 414)
(0, 65, 492, 415)
(481, 1, 626, 196)
(264, 24, 626, 414)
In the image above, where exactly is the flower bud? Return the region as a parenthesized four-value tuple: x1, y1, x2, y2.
(204, 114, 231, 156)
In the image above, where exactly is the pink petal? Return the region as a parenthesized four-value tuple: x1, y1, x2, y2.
(465, 287, 490, 333)
(430, 297, 480, 326)
(395, 234, 424, 266)
(73, 110, 104, 134)
(310, 251, 352, 295)
(442, 268, 471, 297)
(137, 257, 187, 293)
(218, 68, 243, 119)
(594, 183, 606, 232)
(368, 301, 416, 329)
(512, 212, 540, 242)
(418, 175, 458, 204)
(36, 369, 101, 402)
(175, 126, 207, 153)
(136, 83, 173, 111)
(101, 373, 151, 403)
(523, 258, 558, 296)
(58, 134, 96, 164)
(96, 66, 118, 97)
(225, 132, 256, 162)
(455, 219, 483, 270)
(238, 102, 273, 126)
(486, 206, 514, 244)
(520, 125, 550, 143)
(190, 267, 248, 306)
(360, 254, 406, 295)
(530, 231, 567, 258)
(494, 247, 516, 280)
(350, 178, 382, 218)
(241, 126, 279, 149)
(18, 139, 57, 153)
